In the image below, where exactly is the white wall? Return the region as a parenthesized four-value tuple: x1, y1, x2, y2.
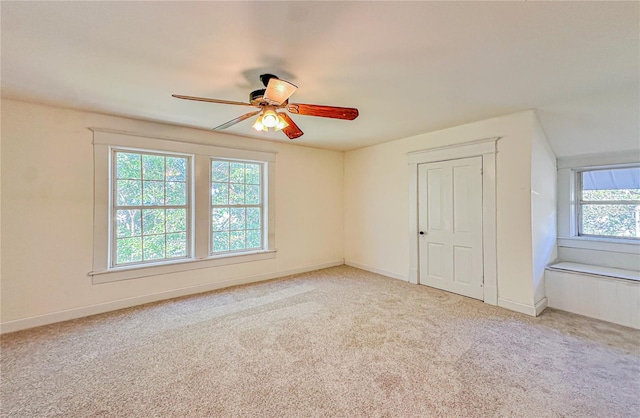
(530, 114, 557, 305)
(0, 99, 344, 329)
(345, 111, 539, 310)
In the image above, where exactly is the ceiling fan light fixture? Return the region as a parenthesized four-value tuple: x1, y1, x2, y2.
(275, 113, 289, 131)
(261, 107, 279, 128)
(252, 117, 265, 131)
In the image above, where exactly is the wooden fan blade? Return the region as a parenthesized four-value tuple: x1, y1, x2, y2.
(279, 113, 304, 140)
(213, 110, 261, 130)
(263, 79, 298, 106)
(286, 103, 359, 120)
(172, 94, 253, 107)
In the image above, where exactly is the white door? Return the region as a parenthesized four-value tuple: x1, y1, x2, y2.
(418, 157, 484, 300)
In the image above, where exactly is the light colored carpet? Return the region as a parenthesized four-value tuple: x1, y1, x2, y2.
(1, 266, 639, 417)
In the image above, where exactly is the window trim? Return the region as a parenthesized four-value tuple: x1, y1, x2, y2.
(557, 151, 640, 250)
(90, 128, 277, 284)
(575, 165, 640, 241)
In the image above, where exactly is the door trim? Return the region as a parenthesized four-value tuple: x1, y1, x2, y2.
(407, 137, 499, 305)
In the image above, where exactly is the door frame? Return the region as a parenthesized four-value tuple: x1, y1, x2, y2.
(407, 137, 499, 305)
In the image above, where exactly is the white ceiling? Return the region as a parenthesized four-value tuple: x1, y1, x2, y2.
(2, 1, 638, 154)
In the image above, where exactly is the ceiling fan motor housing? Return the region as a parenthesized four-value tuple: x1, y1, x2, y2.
(250, 89, 266, 105)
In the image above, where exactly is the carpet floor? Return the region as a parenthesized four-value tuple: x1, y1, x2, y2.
(1, 266, 639, 417)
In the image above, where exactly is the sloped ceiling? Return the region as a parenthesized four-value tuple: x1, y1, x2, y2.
(1, 1, 638, 154)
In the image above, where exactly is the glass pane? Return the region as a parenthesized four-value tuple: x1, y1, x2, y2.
(142, 154, 165, 180)
(246, 207, 261, 230)
(143, 235, 165, 260)
(116, 237, 142, 264)
(230, 230, 245, 250)
(229, 184, 244, 204)
(246, 229, 261, 249)
(116, 153, 141, 179)
(166, 232, 187, 258)
(230, 162, 245, 183)
(245, 163, 261, 185)
(166, 157, 187, 181)
(212, 182, 229, 205)
(229, 208, 246, 230)
(166, 181, 186, 205)
(212, 231, 229, 253)
(212, 161, 229, 182)
(582, 204, 640, 238)
(582, 188, 640, 201)
(116, 209, 141, 238)
(245, 185, 261, 205)
(212, 208, 230, 231)
(116, 180, 142, 206)
(143, 209, 165, 235)
(143, 181, 165, 206)
(166, 209, 187, 233)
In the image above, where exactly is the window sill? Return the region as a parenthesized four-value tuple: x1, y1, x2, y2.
(557, 237, 639, 254)
(90, 250, 277, 284)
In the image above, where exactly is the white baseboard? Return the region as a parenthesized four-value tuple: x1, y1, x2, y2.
(498, 298, 537, 317)
(535, 297, 548, 316)
(345, 260, 408, 281)
(0, 260, 344, 334)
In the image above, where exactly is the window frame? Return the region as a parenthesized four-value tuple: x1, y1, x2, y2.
(210, 158, 267, 256)
(91, 128, 277, 284)
(575, 165, 640, 241)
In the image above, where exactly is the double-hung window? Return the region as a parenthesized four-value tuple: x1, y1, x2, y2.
(113, 150, 191, 266)
(91, 129, 276, 283)
(577, 166, 640, 239)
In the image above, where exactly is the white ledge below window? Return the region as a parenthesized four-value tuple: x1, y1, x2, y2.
(546, 262, 640, 283)
(90, 250, 277, 284)
(557, 237, 639, 254)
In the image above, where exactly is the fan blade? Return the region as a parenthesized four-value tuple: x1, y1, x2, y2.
(263, 79, 298, 106)
(172, 94, 253, 107)
(286, 103, 359, 120)
(279, 113, 304, 140)
(213, 110, 261, 130)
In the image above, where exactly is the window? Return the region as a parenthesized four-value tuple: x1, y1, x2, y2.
(577, 166, 640, 239)
(91, 128, 276, 283)
(113, 150, 190, 266)
(211, 160, 264, 254)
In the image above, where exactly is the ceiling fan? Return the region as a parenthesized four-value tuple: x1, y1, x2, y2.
(172, 74, 359, 140)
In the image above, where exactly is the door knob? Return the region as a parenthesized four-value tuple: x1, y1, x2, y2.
(419, 231, 425, 235)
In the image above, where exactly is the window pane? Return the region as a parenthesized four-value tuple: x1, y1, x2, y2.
(212, 232, 229, 252)
(143, 235, 165, 260)
(230, 230, 245, 250)
(116, 180, 142, 206)
(116, 237, 142, 264)
(245, 185, 261, 205)
(583, 189, 640, 201)
(246, 229, 261, 249)
(116, 153, 141, 179)
(230, 208, 246, 230)
(166, 209, 187, 233)
(212, 182, 228, 205)
(166, 181, 186, 205)
(212, 208, 230, 231)
(230, 162, 245, 183)
(142, 154, 165, 180)
(166, 232, 187, 258)
(143, 181, 165, 206)
(116, 209, 141, 238)
(246, 207, 261, 230)
(229, 184, 245, 204)
(582, 204, 639, 238)
(143, 209, 165, 235)
(212, 161, 229, 182)
(245, 164, 261, 184)
(166, 157, 187, 181)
